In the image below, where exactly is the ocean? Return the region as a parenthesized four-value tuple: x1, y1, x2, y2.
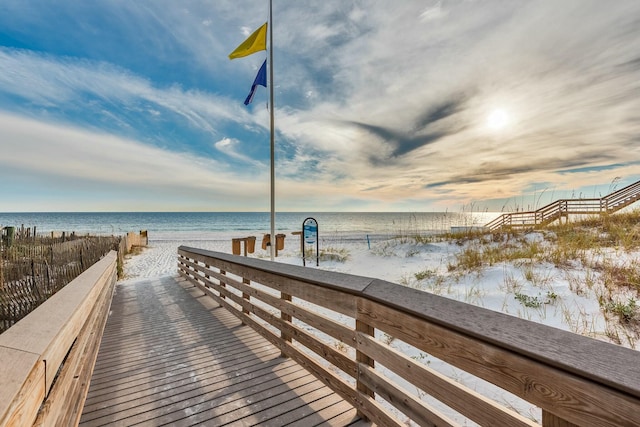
(0, 211, 498, 242)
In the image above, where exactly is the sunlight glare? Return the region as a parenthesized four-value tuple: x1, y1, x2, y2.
(487, 108, 509, 130)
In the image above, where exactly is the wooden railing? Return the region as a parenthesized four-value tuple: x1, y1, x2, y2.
(486, 179, 640, 230)
(178, 247, 640, 426)
(0, 251, 117, 427)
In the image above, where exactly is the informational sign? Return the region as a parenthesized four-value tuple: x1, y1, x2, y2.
(303, 218, 317, 244)
(302, 217, 319, 266)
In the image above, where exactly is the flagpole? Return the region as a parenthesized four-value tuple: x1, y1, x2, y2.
(268, 0, 275, 261)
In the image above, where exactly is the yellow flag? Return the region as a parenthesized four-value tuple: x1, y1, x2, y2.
(228, 23, 267, 59)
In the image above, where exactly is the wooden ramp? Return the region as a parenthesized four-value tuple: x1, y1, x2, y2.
(79, 276, 364, 427)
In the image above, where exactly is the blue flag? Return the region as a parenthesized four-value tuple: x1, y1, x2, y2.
(244, 60, 267, 105)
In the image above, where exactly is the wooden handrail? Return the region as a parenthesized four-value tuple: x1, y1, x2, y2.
(605, 180, 640, 202)
(177, 247, 640, 426)
(486, 179, 640, 230)
(0, 251, 117, 427)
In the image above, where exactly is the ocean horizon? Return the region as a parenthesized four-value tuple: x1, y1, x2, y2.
(0, 211, 499, 241)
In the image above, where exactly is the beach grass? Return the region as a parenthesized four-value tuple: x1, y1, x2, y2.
(306, 246, 350, 263)
(397, 209, 640, 346)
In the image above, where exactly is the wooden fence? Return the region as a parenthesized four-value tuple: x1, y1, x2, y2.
(0, 251, 117, 426)
(125, 230, 148, 252)
(178, 246, 640, 426)
(0, 235, 125, 333)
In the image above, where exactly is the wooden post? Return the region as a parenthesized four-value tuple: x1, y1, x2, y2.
(280, 291, 292, 357)
(242, 278, 250, 316)
(232, 239, 241, 256)
(355, 314, 375, 420)
(219, 269, 226, 300)
(203, 263, 211, 296)
(232, 238, 251, 257)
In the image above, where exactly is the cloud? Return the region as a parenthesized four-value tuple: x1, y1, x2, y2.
(420, 2, 447, 22)
(214, 137, 262, 165)
(413, 96, 469, 131)
(339, 94, 471, 161)
(0, 46, 258, 148)
(0, 112, 268, 207)
(344, 121, 447, 160)
(278, 1, 640, 201)
(2, 1, 640, 211)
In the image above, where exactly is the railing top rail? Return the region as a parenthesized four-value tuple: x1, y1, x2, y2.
(564, 198, 602, 203)
(484, 216, 506, 229)
(606, 189, 640, 204)
(604, 180, 640, 200)
(179, 246, 640, 399)
(536, 199, 562, 213)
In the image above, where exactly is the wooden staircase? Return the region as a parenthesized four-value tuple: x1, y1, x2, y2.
(485, 179, 640, 231)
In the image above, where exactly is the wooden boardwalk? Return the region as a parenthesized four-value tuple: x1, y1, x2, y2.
(79, 276, 364, 427)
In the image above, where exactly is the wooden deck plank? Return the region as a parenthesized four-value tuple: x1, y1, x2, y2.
(80, 275, 364, 426)
(128, 371, 324, 426)
(91, 325, 266, 367)
(164, 378, 331, 427)
(82, 354, 292, 414)
(83, 345, 282, 406)
(89, 334, 270, 379)
(82, 364, 313, 425)
(82, 360, 305, 418)
(257, 392, 353, 426)
(88, 332, 271, 384)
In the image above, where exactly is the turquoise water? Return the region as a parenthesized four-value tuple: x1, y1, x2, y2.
(0, 211, 498, 240)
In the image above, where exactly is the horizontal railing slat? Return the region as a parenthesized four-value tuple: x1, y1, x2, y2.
(179, 262, 358, 377)
(360, 298, 639, 426)
(181, 249, 362, 317)
(358, 363, 458, 427)
(355, 332, 535, 427)
(179, 259, 357, 345)
(212, 276, 358, 378)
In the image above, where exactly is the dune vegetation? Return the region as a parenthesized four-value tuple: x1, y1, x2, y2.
(392, 209, 640, 349)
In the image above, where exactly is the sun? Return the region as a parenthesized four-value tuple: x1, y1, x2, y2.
(487, 108, 509, 130)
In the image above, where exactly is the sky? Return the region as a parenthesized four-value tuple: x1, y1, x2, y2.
(1, 0, 639, 213)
